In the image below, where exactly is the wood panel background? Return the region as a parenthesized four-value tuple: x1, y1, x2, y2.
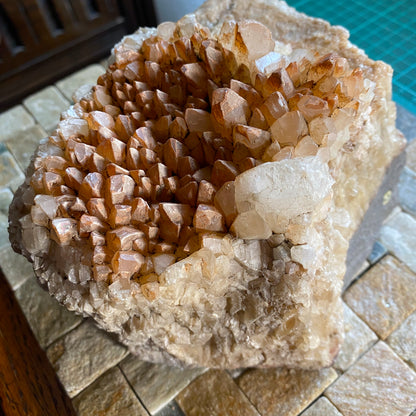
(0, 0, 157, 111)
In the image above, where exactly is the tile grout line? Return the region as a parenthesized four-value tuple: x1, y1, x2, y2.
(117, 363, 152, 416)
(344, 250, 416, 340)
(21, 104, 41, 126)
(323, 391, 345, 415)
(384, 339, 416, 377)
(231, 371, 263, 416)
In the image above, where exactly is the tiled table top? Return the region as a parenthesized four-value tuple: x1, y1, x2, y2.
(1, 62, 416, 416)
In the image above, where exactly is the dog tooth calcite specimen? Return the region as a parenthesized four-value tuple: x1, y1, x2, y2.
(9, 0, 405, 369)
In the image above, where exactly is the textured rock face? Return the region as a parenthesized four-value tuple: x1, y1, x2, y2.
(9, 0, 405, 369)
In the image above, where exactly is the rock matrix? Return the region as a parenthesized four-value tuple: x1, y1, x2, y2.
(9, 1, 405, 369)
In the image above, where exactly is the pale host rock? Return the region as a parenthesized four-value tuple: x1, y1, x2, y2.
(9, 0, 405, 369)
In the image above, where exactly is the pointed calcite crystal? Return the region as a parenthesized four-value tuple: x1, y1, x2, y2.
(9, 0, 405, 369)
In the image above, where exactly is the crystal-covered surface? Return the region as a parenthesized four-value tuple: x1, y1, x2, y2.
(9, 3, 405, 369)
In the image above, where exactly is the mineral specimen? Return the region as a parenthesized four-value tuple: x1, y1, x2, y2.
(9, 0, 405, 369)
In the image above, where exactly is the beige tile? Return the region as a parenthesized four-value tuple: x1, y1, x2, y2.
(56, 64, 105, 101)
(382, 205, 402, 223)
(73, 366, 148, 416)
(227, 368, 246, 378)
(301, 397, 342, 416)
(355, 260, 369, 277)
(177, 369, 260, 416)
(334, 303, 378, 372)
(5, 124, 47, 171)
(325, 341, 416, 416)
(0, 105, 35, 142)
(23, 86, 69, 132)
(344, 255, 416, 339)
(236, 367, 338, 416)
(15, 275, 82, 347)
(379, 212, 416, 273)
(406, 139, 416, 173)
(120, 355, 206, 415)
(387, 310, 416, 371)
(398, 167, 416, 217)
(345, 260, 370, 289)
(100, 57, 110, 69)
(0, 187, 13, 215)
(0, 143, 25, 191)
(0, 213, 9, 250)
(155, 401, 185, 416)
(0, 188, 13, 250)
(0, 245, 34, 290)
(46, 320, 127, 397)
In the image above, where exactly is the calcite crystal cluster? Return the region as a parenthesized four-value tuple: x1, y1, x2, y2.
(9, 0, 405, 369)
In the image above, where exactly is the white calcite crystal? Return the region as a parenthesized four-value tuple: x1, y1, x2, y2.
(9, 0, 405, 369)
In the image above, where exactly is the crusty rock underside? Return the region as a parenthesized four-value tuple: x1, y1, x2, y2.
(9, 0, 405, 369)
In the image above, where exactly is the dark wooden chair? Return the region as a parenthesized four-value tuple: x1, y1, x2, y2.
(0, 0, 156, 111)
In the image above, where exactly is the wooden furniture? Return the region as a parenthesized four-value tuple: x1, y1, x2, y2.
(0, 270, 77, 416)
(0, 0, 156, 111)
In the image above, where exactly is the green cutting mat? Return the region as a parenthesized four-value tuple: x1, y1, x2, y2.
(287, 0, 416, 114)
